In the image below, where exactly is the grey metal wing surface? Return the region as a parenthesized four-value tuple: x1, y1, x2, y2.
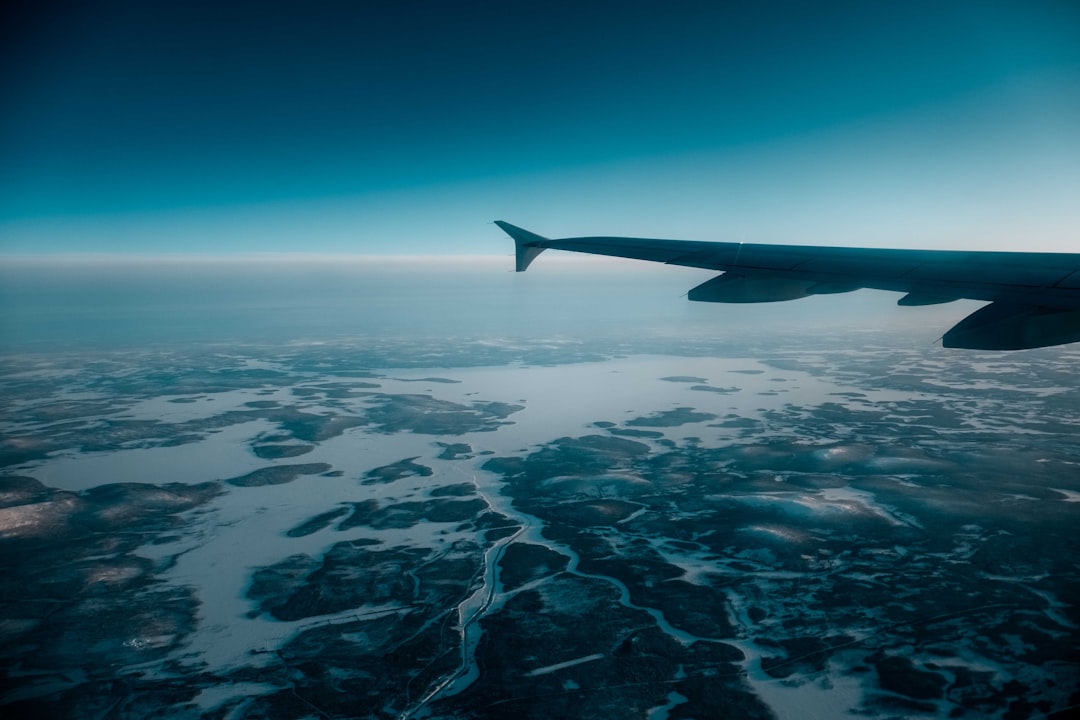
(495, 221, 1080, 350)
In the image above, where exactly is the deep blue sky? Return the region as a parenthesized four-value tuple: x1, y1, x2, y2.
(2, 0, 1078, 254)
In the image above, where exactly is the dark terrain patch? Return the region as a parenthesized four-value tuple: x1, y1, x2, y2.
(362, 457, 433, 484)
(441, 574, 758, 719)
(363, 499, 490, 529)
(252, 607, 462, 718)
(498, 543, 569, 591)
(873, 655, 949, 700)
(690, 384, 740, 394)
(363, 393, 523, 434)
(626, 407, 717, 427)
(286, 507, 352, 538)
(435, 442, 473, 460)
(545, 498, 642, 526)
(334, 497, 492, 531)
(430, 483, 475, 497)
(246, 540, 476, 622)
(251, 443, 314, 459)
(609, 428, 664, 439)
(0, 476, 219, 695)
(709, 416, 761, 428)
(225, 463, 332, 487)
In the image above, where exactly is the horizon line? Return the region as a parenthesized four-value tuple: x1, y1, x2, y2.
(0, 252, 509, 264)
(0, 251, 656, 267)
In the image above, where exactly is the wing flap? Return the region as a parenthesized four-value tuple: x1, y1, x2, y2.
(944, 304, 1080, 350)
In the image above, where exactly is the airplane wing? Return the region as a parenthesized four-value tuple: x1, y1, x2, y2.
(495, 221, 1080, 350)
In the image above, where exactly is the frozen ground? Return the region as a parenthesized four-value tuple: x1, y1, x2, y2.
(1, 336, 1077, 718)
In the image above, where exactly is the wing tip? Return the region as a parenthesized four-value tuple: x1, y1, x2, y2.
(495, 220, 549, 272)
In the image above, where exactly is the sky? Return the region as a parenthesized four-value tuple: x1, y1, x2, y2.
(2, 0, 1079, 255)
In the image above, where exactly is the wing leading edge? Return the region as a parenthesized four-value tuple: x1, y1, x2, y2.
(495, 221, 1080, 350)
